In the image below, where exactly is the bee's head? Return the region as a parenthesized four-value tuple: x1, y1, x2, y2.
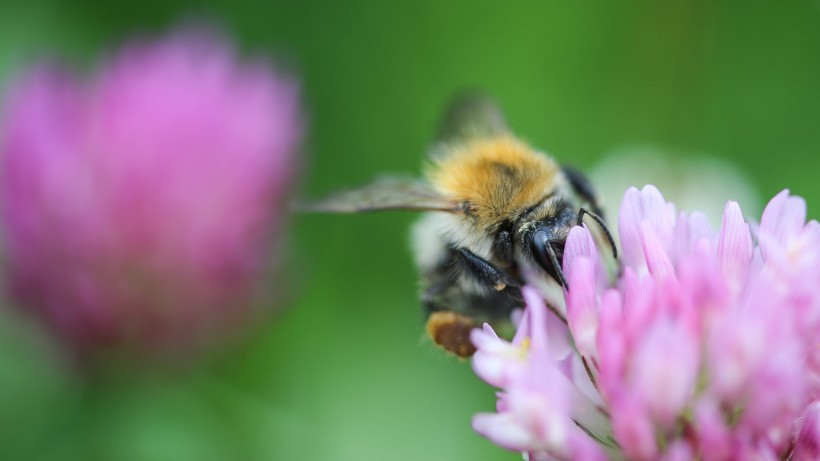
(520, 202, 617, 290)
(524, 204, 577, 289)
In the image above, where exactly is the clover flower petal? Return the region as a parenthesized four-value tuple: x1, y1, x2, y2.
(472, 185, 820, 460)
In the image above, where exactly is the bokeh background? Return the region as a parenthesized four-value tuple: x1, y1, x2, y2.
(1, 1, 819, 460)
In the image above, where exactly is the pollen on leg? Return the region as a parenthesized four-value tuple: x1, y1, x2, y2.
(426, 311, 477, 358)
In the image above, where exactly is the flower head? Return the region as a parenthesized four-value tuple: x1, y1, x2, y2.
(0, 30, 301, 358)
(472, 185, 820, 460)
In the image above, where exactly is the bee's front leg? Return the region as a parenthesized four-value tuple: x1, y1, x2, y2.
(562, 165, 605, 218)
(564, 166, 618, 260)
(450, 248, 524, 318)
(454, 248, 518, 292)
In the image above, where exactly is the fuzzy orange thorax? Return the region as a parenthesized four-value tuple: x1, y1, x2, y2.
(426, 136, 559, 229)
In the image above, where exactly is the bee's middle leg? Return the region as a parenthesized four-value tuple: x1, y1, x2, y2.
(420, 249, 523, 357)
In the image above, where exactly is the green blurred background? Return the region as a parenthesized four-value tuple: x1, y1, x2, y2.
(1, 1, 819, 460)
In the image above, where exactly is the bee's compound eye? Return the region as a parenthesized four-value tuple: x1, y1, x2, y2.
(530, 228, 568, 289)
(531, 229, 553, 273)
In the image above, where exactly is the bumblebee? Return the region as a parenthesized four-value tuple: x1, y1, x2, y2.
(303, 95, 615, 357)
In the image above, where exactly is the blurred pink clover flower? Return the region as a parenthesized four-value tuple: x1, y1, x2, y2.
(0, 30, 301, 358)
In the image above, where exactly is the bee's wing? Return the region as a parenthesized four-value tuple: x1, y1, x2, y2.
(297, 177, 463, 213)
(435, 92, 510, 145)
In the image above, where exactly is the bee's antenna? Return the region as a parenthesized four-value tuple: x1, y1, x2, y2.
(578, 208, 618, 259)
(546, 244, 569, 290)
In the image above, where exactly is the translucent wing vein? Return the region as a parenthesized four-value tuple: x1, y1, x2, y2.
(297, 177, 462, 213)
